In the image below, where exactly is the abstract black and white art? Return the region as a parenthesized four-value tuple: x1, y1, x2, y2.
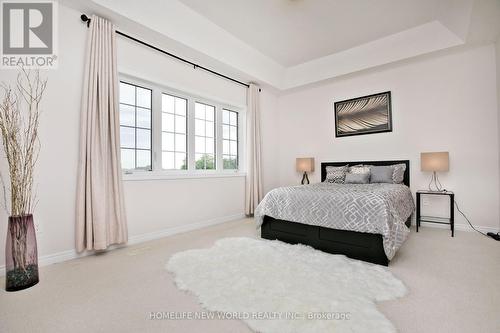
(334, 91, 392, 137)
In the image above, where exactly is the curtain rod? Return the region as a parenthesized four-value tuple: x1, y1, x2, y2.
(80, 14, 260, 91)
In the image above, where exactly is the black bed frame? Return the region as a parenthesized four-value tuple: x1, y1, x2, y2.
(261, 160, 411, 266)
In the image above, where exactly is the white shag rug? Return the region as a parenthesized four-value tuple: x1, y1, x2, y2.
(166, 237, 406, 333)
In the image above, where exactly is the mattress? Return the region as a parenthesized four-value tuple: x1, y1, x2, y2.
(255, 183, 415, 259)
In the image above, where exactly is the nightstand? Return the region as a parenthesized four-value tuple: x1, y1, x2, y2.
(416, 190, 455, 237)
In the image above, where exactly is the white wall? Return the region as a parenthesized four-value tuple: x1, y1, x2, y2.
(276, 44, 499, 231)
(0, 4, 279, 267)
(260, 90, 280, 194)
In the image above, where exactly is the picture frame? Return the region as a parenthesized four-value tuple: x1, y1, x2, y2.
(334, 91, 392, 137)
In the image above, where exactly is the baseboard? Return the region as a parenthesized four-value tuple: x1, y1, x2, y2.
(0, 213, 246, 277)
(417, 221, 498, 234)
(1, 215, 493, 276)
(127, 213, 246, 244)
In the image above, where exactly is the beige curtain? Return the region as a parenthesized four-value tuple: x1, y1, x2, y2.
(245, 83, 263, 215)
(76, 15, 128, 252)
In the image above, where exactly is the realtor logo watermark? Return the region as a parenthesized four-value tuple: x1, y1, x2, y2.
(148, 311, 352, 321)
(1, 0, 58, 68)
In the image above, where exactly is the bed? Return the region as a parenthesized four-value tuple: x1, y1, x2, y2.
(256, 160, 414, 266)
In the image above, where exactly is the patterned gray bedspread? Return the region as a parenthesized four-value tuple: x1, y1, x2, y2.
(255, 183, 415, 259)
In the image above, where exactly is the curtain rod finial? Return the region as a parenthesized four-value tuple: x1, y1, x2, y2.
(81, 14, 91, 27)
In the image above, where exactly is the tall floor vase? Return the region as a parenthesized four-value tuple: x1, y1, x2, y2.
(5, 214, 39, 291)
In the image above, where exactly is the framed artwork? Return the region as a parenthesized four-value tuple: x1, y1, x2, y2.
(334, 91, 392, 137)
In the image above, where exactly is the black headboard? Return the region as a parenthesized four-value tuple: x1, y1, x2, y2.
(321, 160, 410, 187)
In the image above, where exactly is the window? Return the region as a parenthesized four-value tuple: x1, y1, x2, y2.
(194, 102, 216, 170)
(222, 109, 238, 169)
(119, 82, 152, 170)
(118, 76, 244, 178)
(162, 93, 187, 170)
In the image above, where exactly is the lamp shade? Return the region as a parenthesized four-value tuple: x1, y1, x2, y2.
(296, 158, 315, 172)
(421, 152, 449, 172)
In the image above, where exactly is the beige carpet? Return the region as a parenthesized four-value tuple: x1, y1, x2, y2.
(0, 218, 499, 333)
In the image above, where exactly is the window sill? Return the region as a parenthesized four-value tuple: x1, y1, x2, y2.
(122, 171, 246, 181)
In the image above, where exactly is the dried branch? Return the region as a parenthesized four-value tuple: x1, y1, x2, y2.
(0, 68, 46, 217)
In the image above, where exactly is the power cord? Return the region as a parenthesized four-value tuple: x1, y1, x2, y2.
(454, 200, 500, 240)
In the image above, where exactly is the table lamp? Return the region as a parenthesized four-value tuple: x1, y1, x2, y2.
(420, 152, 449, 192)
(296, 158, 314, 185)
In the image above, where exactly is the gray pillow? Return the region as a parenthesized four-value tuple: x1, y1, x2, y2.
(345, 172, 370, 184)
(349, 164, 371, 174)
(325, 165, 349, 184)
(392, 163, 406, 184)
(370, 166, 394, 183)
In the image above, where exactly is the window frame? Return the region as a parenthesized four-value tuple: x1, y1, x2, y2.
(194, 101, 217, 171)
(118, 74, 246, 181)
(161, 92, 188, 171)
(221, 109, 239, 170)
(119, 80, 153, 172)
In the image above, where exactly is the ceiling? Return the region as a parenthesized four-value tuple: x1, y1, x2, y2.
(75, 0, 500, 90)
(178, 0, 439, 67)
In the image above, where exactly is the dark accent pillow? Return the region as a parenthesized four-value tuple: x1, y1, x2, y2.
(345, 172, 370, 184)
(325, 165, 349, 184)
(370, 166, 394, 183)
